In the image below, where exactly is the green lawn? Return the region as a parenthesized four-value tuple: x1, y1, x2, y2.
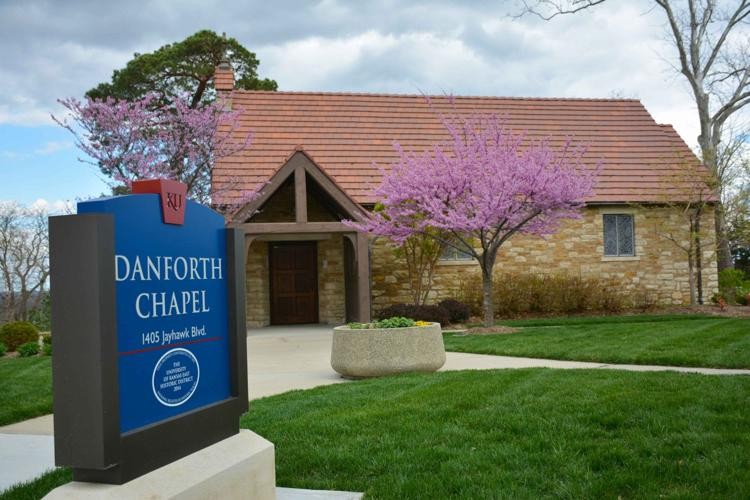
(444, 315, 750, 368)
(4, 369, 750, 499)
(244, 369, 750, 499)
(0, 356, 52, 427)
(0, 469, 70, 500)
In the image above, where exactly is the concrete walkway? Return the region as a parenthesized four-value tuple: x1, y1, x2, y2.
(2, 324, 749, 493)
(246, 325, 348, 399)
(0, 434, 56, 491)
(246, 325, 750, 396)
(443, 351, 750, 376)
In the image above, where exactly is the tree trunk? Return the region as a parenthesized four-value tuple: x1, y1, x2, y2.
(687, 246, 696, 306)
(695, 213, 703, 304)
(481, 266, 494, 327)
(699, 133, 733, 271)
(714, 202, 733, 270)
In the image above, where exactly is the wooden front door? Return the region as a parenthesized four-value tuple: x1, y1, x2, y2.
(269, 242, 318, 324)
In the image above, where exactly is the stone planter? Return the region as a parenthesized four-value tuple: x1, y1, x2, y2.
(331, 322, 446, 378)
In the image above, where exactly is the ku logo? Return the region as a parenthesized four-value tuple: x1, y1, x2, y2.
(167, 192, 183, 212)
(131, 179, 187, 225)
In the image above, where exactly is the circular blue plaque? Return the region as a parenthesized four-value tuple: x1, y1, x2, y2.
(151, 348, 200, 407)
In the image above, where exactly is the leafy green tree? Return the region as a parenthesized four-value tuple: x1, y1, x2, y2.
(87, 30, 276, 108)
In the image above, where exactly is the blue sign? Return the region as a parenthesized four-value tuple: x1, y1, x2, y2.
(78, 194, 231, 433)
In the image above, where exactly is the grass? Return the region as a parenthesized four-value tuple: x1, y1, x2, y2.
(445, 314, 750, 368)
(242, 369, 750, 499)
(0, 469, 71, 500)
(4, 369, 750, 498)
(0, 356, 52, 426)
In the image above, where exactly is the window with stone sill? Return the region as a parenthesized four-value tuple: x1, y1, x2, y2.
(603, 214, 635, 257)
(439, 245, 473, 261)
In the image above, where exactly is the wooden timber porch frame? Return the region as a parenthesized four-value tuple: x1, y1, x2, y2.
(228, 150, 372, 322)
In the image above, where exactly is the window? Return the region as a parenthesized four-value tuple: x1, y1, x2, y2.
(440, 245, 473, 261)
(603, 214, 635, 256)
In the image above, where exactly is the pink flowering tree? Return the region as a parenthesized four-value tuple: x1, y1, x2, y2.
(348, 112, 598, 326)
(53, 93, 252, 208)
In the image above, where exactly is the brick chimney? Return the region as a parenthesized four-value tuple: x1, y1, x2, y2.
(214, 61, 234, 92)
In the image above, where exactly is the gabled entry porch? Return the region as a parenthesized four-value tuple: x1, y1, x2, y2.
(229, 150, 371, 327)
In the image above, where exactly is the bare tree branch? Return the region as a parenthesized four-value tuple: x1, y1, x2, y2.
(0, 203, 50, 322)
(516, 0, 606, 20)
(517, 0, 750, 271)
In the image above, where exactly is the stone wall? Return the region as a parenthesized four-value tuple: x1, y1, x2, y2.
(370, 205, 719, 311)
(245, 241, 270, 328)
(317, 235, 346, 324)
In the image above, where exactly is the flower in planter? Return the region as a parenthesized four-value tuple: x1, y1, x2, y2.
(376, 317, 415, 329)
(347, 317, 423, 329)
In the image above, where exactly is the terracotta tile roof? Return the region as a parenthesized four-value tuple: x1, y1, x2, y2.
(214, 91, 708, 205)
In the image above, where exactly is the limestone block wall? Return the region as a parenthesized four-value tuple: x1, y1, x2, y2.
(245, 241, 270, 328)
(370, 205, 719, 311)
(317, 235, 346, 324)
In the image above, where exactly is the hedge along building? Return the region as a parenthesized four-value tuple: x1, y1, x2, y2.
(213, 66, 718, 327)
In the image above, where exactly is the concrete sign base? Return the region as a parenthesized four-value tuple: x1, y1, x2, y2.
(43, 430, 275, 500)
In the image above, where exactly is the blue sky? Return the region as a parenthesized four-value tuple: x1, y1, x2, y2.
(0, 124, 108, 207)
(1, 0, 745, 210)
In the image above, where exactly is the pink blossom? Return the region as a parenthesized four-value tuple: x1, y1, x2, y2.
(346, 107, 599, 325)
(53, 93, 253, 208)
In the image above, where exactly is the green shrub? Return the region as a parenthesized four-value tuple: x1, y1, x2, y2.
(719, 268, 746, 289)
(347, 317, 418, 329)
(28, 293, 51, 332)
(376, 304, 451, 326)
(456, 272, 638, 318)
(41, 333, 52, 356)
(0, 321, 39, 352)
(437, 299, 470, 323)
(632, 285, 658, 312)
(0, 342, 6, 357)
(375, 317, 416, 329)
(17, 341, 40, 357)
(718, 268, 747, 305)
(595, 279, 627, 313)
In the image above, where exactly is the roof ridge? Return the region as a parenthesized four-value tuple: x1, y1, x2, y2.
(232, 89, 642, 103)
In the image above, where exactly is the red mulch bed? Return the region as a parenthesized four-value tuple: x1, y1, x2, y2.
(458, 326, 521, 336)
(664, 305, 750, 318)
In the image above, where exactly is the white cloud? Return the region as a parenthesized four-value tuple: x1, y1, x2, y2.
(261, 30, 489, 94)
(0, 140, 74, 162)
(34, 140, 73, 156)
(255, 2, 707, 147)
(0, 106, 53, 126)
(0, 150, 28, 160)
(29, 198, 75, 214)
(0, 0, 742, 150)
